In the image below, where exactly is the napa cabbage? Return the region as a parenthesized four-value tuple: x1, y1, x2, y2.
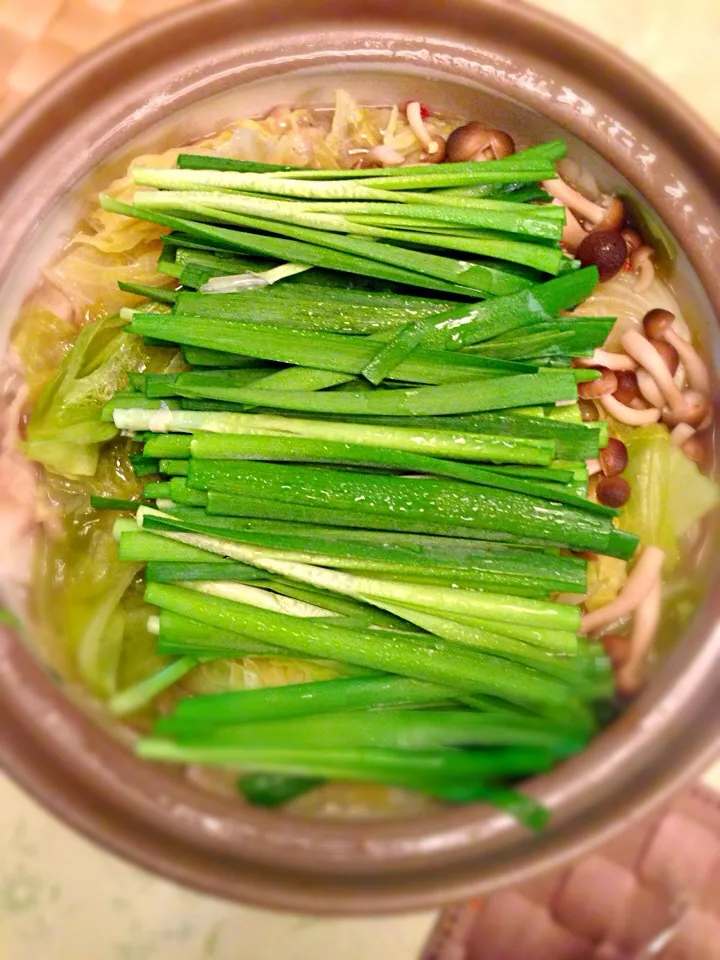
(614, 422, 719, 570)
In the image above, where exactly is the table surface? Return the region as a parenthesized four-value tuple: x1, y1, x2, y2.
(1, 2, 719, 957)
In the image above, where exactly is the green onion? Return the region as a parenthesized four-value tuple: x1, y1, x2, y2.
(127, 313, 531, 386)
(101, 198, 496, 297)
(239, 774, 323, 807)
(171, 370, 579, 418)
(145, 583, 574, 706)
(108, 657, 198, 717)
(145, 561, 265, 583)
(170, 673, 461, 723)
(156, 610, 301, 659)
(136, 739, 557, 805)
(173, 710, 585, 755)
(185, 434, 613, 516)
(114, 406, 563, 462)
(118, 281, 178, 304)
(135, 188, 564, 249)
(140, 528, 582, 633)
(417, 267, 600, 349)
(133, 164, 558, 200)
(177, 143, 567, 178)
(183, 460, 617, 554)
(137, 510, 585, 596)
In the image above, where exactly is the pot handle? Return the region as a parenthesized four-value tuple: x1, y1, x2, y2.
(422, 778, 720, 959)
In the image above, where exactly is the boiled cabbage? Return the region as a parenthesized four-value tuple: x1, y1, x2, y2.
(572, 269, 691, 349)
(25, 313, 175, 478)
(183, 656, 343, 696)
(615, 422, 719, 570)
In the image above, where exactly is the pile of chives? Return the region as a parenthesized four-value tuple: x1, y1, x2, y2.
(94, 137, 633, 827)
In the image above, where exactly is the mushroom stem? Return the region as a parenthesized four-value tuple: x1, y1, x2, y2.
(670, 423, 696, 448)
(541, 178, 606, 225)
(561, 205, 588, 253)
(594, 197, 625, 233)
(637, 369, 665, 409)
(664, 328, 710, 394)
(586, 458, 602, 477)
(602, 634, 631, 671)
(575, 349, 638, 371)
(617, 579, 662, 696)
(631, 246, 656, 293)
(581, 546, 665, 635)
(622, 329, 685, 413)
(405, 101, 442, 155)
(600, 394, 661, 426)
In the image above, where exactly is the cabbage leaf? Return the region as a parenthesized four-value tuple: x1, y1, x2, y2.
(24, 313, 171, 477)
(615, 422, 719, 570)
(183, 656, 343, 696)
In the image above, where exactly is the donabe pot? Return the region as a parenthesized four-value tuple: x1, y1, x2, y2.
(0, 0, 718, 916)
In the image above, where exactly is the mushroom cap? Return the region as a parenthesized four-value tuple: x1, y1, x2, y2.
(445, 123, 515, 162)
(576, 229, 628, 282)
(647, 337, 679, 375)
(421, 135, 447, 164)
(642, 308, 675, 339)
(596, 475, 631, 508)
(613, 369, 642, 405)
(577, 366, 618, 399)
(599, 437, 629, 477)
(594, 197, 625, 233)
(662, 389, 710, 428)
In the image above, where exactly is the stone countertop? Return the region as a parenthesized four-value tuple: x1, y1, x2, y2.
(0, 2, 718, 957)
